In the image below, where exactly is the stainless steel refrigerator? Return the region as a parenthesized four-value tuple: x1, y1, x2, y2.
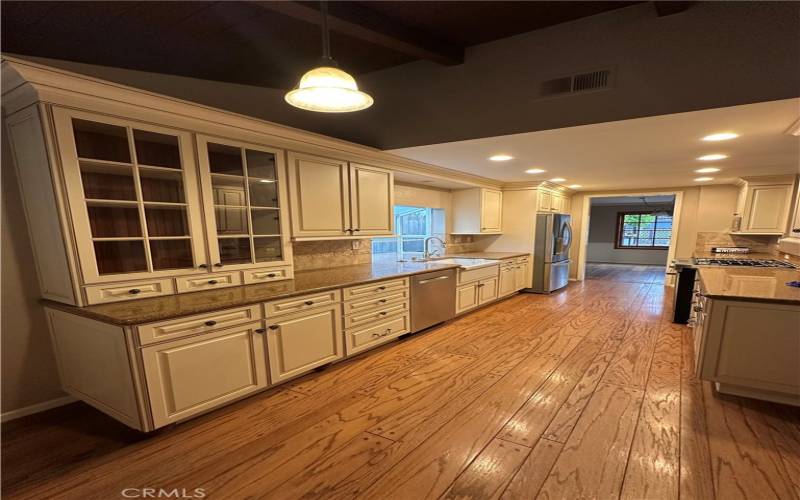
(527, 213, 572, 293)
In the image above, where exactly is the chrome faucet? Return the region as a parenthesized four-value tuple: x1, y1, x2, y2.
(423, 236, 447, 260)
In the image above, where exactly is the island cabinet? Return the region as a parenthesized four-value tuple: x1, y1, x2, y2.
(286, 152, 394, 239)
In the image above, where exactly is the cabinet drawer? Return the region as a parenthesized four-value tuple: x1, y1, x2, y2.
(344, 301, 409, 329)
(137, 305, 263, 346)
(515, 255, 530, 264)
(345, 314, 410, 356)
(457, 265, 499, 285)
(175, 272, 241, 293)
(265, 289, 341, 317)
(243, 266, 293, 285)
(500, 259, 515, 269)
(343, 278, 408, 301)
(84, 278, 175, 304)
(343, 289, 409, 315)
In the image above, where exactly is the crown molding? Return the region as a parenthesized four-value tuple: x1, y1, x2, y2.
(1, 55, 502, 190)
(502, 179, 574, 194)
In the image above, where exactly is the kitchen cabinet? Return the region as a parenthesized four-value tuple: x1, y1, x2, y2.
(455, 264, 500, 313)
(343, 278, 410, 356)
(733, 176, 795, 235)
(789, 179, 800, 236)
(451, 188, 503, 234)
(142, 322, 269, 428)
(498, 264, 516, 297)
(537, 188, 570, 214)
(456, 283, 480, 314)
(286, 153, 393, 239)
(265, 301, 343, 383)
(478, 276, 499, 303)
(514, 256, 531, 290)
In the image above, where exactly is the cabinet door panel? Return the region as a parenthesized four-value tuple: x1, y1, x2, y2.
(479, 276, 499, 304)
(498, 266, 516, 297)
(266, 304, 343, 382)
(287, 153, 350, 237)
(53, 108, 207, 284)
(538, 191, 552, 212)
(456, 283, 479, 314)
(744, 185, 791, 233)
(481, 189, 503, 232)
(349, 163, 393, 235)
(142, 323, 268, 428)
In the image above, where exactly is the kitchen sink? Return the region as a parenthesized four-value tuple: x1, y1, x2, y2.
(425, 257, 498, 269)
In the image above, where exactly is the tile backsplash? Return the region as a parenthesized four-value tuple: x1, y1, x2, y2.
(445, 234, 477, 254)
(292, 239, 372, 271)
(694, 231, 779, 255)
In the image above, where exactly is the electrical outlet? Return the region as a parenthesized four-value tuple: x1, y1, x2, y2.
(351, 240, 360, 250)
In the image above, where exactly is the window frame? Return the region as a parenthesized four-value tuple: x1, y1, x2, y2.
(614, 211, 672, 250)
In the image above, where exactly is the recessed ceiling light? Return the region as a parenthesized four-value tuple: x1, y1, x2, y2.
(694, 177, 714, 182)
(697, 154, 728, 161)
(702, 132, 738, 141)
(549, 178, 566, 182)
(525, 168, 546, 174)
(569, 184, 582, 189)
(489, 155, 513, 161)
(258, 179, 276, 183)
(694, 167, 721, 173)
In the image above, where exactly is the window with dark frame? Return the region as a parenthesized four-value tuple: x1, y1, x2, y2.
(615, 211, 673, 249)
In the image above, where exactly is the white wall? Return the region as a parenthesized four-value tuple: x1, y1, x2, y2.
(586, 204, 672, 265)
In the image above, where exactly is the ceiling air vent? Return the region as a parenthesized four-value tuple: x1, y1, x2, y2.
(538, 68, 613, 98)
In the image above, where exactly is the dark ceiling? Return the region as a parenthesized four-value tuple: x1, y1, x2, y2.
(1, 1, 639, 89)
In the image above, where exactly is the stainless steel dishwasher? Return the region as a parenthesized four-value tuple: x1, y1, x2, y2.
(410, 268, 457, 332)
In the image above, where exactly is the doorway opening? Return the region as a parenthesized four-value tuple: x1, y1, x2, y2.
(580, 194, 678, 284)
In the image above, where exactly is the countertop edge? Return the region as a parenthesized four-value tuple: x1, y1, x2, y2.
(41, 264, 461, 327)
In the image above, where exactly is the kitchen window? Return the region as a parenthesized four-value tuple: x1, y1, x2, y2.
(616, 211, 673, 249)
(372, 205, 445, 261)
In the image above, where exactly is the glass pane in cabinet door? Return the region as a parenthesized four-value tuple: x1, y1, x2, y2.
(245, 150, 277, 180)
(87, 204, 142, 238)
(150, 240, 194, 270)
(215, 207, 249, 235)
(80, 163, 137, 200)
(208, 143, 243, 176)
(218, 238, 252, 265)
(254, 237, 283, 263)
(145, 206, 189, 237)
(133, 130, 181, 168)
(72, 119, 131, 163)
(251, 209, 280, 235)
(94, 240, 147, 274)
(140, 169, 185, 203)
(249, 179, 279, 208)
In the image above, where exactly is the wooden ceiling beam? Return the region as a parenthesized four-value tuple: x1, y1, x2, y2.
(251, 1, 464, 66)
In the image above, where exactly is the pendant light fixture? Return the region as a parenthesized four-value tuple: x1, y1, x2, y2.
(285, 1, 374, 112)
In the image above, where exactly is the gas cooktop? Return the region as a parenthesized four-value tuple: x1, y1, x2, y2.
(693, 258, 797, 269)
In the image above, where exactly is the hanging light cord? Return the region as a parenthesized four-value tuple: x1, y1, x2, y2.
(320, 1, 332, 63)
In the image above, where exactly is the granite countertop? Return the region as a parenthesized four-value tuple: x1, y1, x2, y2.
(698, 267, 800, 304)
(43, 261, 460, 326)
(443, 251, 530, 260)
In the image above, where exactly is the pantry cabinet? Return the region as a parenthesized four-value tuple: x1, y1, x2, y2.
(286, 153, 394, 239)
(733, 176, 795, 234)
(451, 188, 503, 234)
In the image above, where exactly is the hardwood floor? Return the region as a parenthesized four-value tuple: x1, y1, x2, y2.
(3, 281, 799, 499)
(585, 263, 667, 284)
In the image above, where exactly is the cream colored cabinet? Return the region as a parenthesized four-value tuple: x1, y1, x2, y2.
(455, 264, 500, 313)
(498, 264, 516, 297)
(790, 182, 800, 235)
(513, 259, 527, 290)
(733, 176, 795, 234)
(456, 283, 480, 314)
(141, 322, 269, 428)
(537, 188, 570, 214)
(286, 152, 393, 239)
(478, 276, 499, 304)
(52, 108, 208, 284)
(196, 135, 293, 271)
(452, 188, 503, 234)
(343, 278, 410, 356)
(537, 190, 553, 212)
(265, 302, 343, 383)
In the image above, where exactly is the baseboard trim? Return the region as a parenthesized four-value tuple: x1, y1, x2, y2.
(1, 395, 77, 422)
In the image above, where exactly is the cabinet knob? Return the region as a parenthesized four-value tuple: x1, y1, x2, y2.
(304, 300, 314, 306)
(379, 299, 387, 303)
(208, 279, 219, 285)
(205, 320, 217, 326)
(353, 228, 360, 232)
(693, 306, 703, 312)
(372, 333, 381, 338)
(198, 264, 208, 269)
(213, 263, 224, 268)
(128, 288, 141, 294)
(794, 228, 800, 232)
(377, 286, 386, 291)
(254, 328, 266, 334)
(268, 325, 279, 330)
(379, 311, 388, 316)
(267, 273, 277, 278)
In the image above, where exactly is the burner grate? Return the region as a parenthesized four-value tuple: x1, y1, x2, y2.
(694, 258, 797, 269)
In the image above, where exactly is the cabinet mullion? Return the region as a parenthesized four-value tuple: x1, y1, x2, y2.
(127, 125, 154, 273)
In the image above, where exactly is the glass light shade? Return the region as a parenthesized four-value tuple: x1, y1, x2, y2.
(285, 66, 373, 112)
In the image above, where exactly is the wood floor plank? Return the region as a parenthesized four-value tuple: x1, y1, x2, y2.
(358, 354, 562, 500)
(500, 438, 563, 499)
(602, 320, 659, 389)
(702, 383, 796, 499)
(620, 324, 682, 500)
(441, 438, 530, 500)
(761, 403, 800, 497)
(538, 383, 645, 500)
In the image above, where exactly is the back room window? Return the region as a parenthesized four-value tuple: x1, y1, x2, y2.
(616, 211, 673, 249)
(372, 205, 445, 261)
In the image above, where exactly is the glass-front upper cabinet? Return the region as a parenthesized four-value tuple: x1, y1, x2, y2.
(52, 108, 207, 283)
(196, 135, 292, 270)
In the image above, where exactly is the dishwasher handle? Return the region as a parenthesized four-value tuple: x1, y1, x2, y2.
(417, 275, 451, 285)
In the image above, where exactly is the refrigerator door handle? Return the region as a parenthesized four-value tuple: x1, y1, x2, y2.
(563, 221, 573, 252)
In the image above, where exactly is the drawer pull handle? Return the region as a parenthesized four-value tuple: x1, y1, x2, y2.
(372, 333, 381, 338)
(379, 311, 388, 316)
(205, 320, 217, 326)
(208, 280, 219, 285)
(198, 264, 208, 269)
(129, 288, 141, 294)
(267, 273, 277, 278)
(377, 286, 386, 291)
(254, 328, 266, 334)
(379, 299, 387, 303)
(304, 300, 314, 306)
(693, 306, 703, 312)
(268, 325, 279, 330)
(214, 263, 224, 268)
